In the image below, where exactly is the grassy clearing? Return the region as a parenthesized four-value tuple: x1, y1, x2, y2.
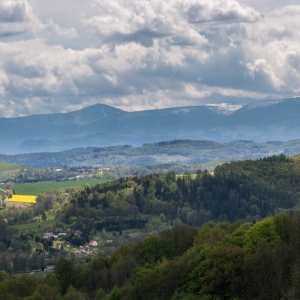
(0, 161, 21, 172)
(12, 219, 55, 235)
(14, 179, 110, 195)
(11, 271, 46, 277)
(198, 160, 233, 171)
(176, 174, 197, 179)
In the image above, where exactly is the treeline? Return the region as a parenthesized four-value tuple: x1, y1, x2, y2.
(57, 154, 300, 234)
(3, 213, 300, 299)
(3, 154, 300, 248)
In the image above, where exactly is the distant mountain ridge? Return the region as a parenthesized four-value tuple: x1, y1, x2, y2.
(1, 98, 300, 154)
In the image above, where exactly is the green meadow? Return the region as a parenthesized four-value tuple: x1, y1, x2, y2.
(12, 219, 55, 235)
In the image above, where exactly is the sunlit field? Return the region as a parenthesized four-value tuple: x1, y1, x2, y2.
(7, 195, 36, 203)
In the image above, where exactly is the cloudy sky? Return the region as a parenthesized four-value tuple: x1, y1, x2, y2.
(0, 0, 299, 117)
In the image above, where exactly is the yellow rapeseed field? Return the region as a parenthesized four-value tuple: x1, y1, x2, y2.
(7, 195, 36, 203)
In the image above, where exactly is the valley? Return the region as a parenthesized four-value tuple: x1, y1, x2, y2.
(1, 100, 300, 299)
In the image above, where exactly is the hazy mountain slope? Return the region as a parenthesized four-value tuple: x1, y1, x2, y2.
(226, 98, 300, 140)
(1, 98, 300, 154)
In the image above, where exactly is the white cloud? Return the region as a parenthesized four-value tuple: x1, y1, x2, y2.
(0, 0, 300, 117)
(0, 0, 32, 23)
(182, 0, 261, 23)
(39, 19, 78, 39)
(0, 0, 77, 39)
(0, 0, 34, 36)
(242, 5, 300, 94)
(83, 0, 259, 47)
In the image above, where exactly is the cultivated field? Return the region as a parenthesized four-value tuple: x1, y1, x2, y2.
(14, 179, 110, 195)
(7, 195, 36, 203)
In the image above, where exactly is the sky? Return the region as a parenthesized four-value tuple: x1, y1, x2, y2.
(0, 0, 299, 117)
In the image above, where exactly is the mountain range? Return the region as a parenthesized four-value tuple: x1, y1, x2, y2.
(2, 97, 300, 154)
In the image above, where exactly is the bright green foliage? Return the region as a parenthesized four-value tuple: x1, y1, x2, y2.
(221, 223, 250, 247)
(245, 217, 280, 250)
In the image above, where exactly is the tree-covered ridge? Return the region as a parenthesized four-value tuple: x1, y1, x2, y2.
(3, 213, 300, 299)
(2, 155, 300, 298)
(2, 138, 300, 168)
(1, 154, 299, 253)
(57, 154, 300, 235)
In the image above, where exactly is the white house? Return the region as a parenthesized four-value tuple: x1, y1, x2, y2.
(89, 240, 98, 247)
(43, 232, 54, 239)
(44, 265, 55, 273)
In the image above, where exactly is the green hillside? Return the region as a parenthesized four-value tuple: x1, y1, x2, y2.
(2, 154, 300, 300)
(0, 161, 22, 181)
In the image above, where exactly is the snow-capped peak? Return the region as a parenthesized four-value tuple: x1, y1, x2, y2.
(205, 103, 243, 115)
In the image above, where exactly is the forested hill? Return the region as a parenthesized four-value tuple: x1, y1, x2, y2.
(3, 156, 300, 299)
(4, 214, 300, 299)
(57, 154, 300, 234)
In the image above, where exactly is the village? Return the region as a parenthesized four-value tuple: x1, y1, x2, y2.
(37, 226, 146, 273)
